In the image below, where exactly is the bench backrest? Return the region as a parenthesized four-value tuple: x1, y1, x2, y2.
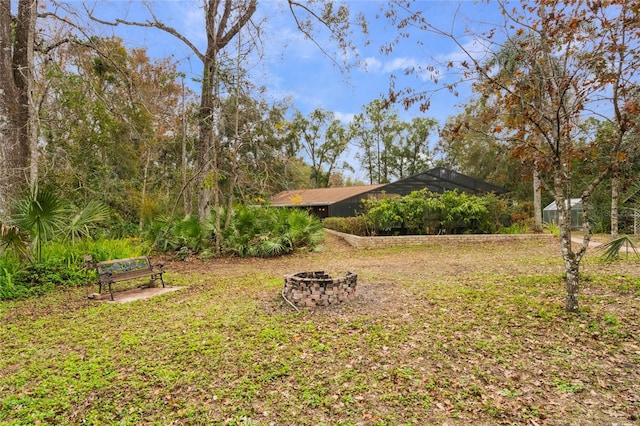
(97, 256, 151, 276)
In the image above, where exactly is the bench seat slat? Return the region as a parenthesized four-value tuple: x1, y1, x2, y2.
(102, 269, 158, 283)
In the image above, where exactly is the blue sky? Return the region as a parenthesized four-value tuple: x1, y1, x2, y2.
(80, 0, 502, 179)
(85, 1, 500, 121)
(256, 0, 500, 124)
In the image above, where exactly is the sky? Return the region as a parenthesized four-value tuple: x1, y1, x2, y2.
(70, 0, 504, 179)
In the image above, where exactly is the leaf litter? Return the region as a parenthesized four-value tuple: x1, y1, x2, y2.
(0, 233, 638, 425)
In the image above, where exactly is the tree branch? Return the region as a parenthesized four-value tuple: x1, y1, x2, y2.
(82, 2, 205, 62)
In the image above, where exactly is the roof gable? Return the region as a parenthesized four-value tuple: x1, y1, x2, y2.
(543, 199, 583, 211)
(382, 167, 509, 196)
(270, 184, 386, 206)
(269, 168, 508, 208)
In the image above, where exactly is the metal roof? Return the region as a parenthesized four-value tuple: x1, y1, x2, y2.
(270, 184, 386, 207)
(269, 168, 509, 208)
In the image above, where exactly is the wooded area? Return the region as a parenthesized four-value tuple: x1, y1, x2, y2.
(1, 0, 639, 312)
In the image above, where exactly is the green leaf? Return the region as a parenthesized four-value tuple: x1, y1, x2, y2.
(597, 236, 640, 263)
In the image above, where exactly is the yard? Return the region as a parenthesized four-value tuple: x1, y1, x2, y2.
(1, 233, 639, 425)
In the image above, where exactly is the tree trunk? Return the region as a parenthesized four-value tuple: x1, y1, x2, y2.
(533, 167, 543, 232)
(611, 170, 619, 239)
(0, 2, 18, 212)
(212, 139, 221, 254)
(25, 0, 38, 188)
(197, 55, 216, 222)
(15, 0, 37, 187)
(564, 257, 580, 313)
(196, 0, 256, 225)
(139, 147, 151, 229)
(181, 79, 191, 216)
(558, 198, 580, 313)
(0, 0, 36, 208)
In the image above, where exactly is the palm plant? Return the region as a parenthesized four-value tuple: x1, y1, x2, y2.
(598, 235, 640, 263)
(63, 201, 111, 243)
(223, 206, 263, 257)
(0, 222, 31, 261)
(284, 208, 323, 248)
(11, 187, 65, 262)
(142, 215, 173, 251)
(222, 206, 324, 258)
(173, 214, 206, 253)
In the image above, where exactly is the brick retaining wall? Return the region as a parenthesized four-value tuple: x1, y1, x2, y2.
(324, 228, 556, 249)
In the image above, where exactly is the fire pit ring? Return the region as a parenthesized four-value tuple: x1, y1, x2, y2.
(283, 271, 357, 308)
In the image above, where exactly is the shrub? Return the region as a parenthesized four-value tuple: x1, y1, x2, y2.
(323, 216, 370, 236)
(365, 196, 404, 233)
(362, 190, 515, 235)
(0, 187, 145, 300)
(143, 214, 207, 256)
(0, 256, 28, 300)
(284, 208, 324, 249)
(223, 206, 323, 257)
(0, 238, 147, 301)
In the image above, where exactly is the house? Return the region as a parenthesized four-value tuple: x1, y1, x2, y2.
(270, 184, 386, 218)
(270, 167, 509, 218)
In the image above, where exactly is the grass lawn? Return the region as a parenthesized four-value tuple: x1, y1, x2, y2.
(1, 233, 639, 425)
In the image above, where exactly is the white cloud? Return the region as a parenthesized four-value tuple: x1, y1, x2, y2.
(360, 56, 381, 72)
(359, 55, 437, 83)
(334, 111, 355, 124)
(361, 56, 420, 74)
(382, 57, 420, 73)
(435, 37, 493, 68)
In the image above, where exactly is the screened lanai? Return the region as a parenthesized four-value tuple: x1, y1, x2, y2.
(381, 167, 509, 196)
(270, 168, 509, 218)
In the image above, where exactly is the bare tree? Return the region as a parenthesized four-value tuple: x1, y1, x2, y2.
(0, 0, 38, 213)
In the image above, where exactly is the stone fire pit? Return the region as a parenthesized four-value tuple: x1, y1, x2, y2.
(283, 271, 357, 308)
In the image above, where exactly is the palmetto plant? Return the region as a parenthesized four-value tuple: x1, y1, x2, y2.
(11, 187, 65, 262)
(223, 205, 268, 257)
(284, 208, 323, 249)
(172, 214, 206, 253)
(0, 223, 31, 261)
(64, 200, 111, 244)
(223, 206, 323, 258)
(8, 188, 111, 262)
(598, 235, 640, 263)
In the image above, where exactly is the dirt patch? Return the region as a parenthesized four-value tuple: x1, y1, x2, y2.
(89, 286, 182, 303)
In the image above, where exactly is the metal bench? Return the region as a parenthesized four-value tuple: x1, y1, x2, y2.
(85, 255, 165, 300)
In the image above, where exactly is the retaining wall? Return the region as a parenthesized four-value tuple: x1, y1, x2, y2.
(324, 228, 556, 249)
